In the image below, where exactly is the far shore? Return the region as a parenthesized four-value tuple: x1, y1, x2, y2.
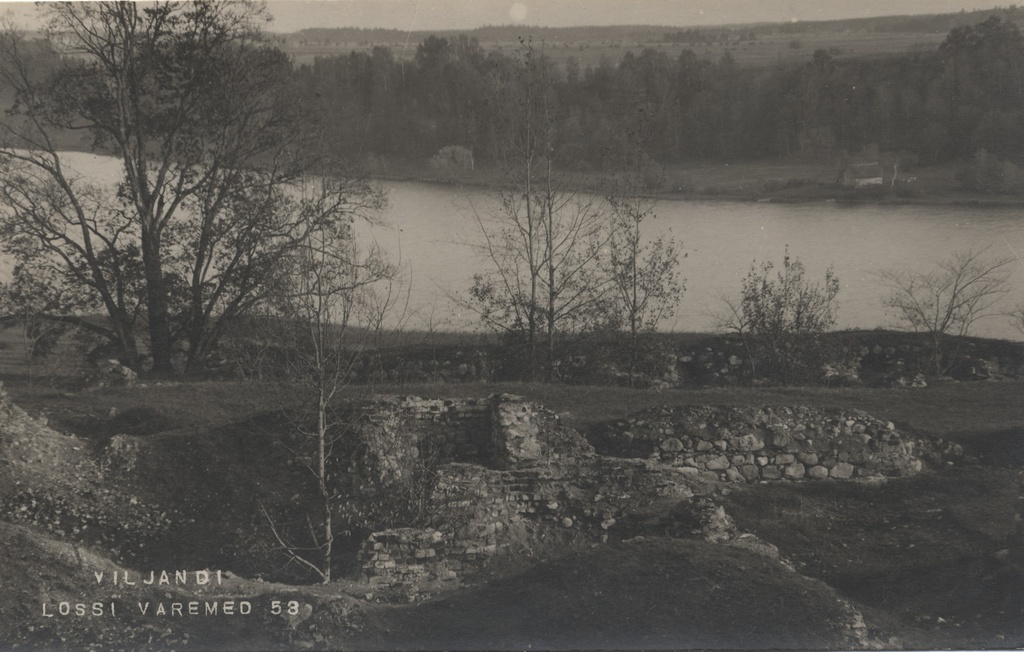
(24, 140, 1024, 210)
(364, 157, 1024, 210)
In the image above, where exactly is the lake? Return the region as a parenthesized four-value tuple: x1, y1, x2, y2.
(373, 181, 1024, 340)
(10, 152, 1024, 340)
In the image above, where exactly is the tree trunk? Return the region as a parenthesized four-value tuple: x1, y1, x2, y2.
(546, 209, 556, 382)
(112, 315, 141, 371)
(141, 228, 175, 376)
(318, 389, 333, 583)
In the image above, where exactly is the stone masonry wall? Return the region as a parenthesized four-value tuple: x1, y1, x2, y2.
(360, 455, 693, 587)
(358, 400, 931, 588)
(364, 395, 494, 466)
(594, 405, 924, 482)
(359, 394, 592, 475)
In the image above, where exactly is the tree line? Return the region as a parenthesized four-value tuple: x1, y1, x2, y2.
(294, 16, 1024, 170)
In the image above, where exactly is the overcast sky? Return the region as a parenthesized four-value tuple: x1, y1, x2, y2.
(261, 0, 1003, 32)
(0, 1, 1004, 33)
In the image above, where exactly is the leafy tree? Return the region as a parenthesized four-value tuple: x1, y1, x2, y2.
(0, 1, 372, 375)
(879, 248, 1013, 375)
(938, 17, 1024, 159)
(720, 250, 840, 384)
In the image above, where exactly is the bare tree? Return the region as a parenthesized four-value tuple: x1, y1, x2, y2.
(879, 248, 1013, 375)
(605, 154, 684, 387)
(0, 2, 365, 375)
(259, 177, 394, 584)
(469, 39, 609, 380)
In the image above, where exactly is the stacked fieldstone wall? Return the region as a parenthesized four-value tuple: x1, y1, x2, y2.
(327, 333, 1024, 389)
(594, 405, 924, 482)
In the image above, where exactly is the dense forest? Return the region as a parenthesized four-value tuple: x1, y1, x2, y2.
(292, 15, 1024, 175)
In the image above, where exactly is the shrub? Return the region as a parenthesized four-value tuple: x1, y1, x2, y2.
(722, 250, 840, 384)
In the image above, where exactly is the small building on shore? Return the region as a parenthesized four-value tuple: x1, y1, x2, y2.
(839, 162, 885, 188)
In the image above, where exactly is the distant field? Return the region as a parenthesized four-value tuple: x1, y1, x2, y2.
(278, 5, 1024, 68)
(284, 29, 947, 68)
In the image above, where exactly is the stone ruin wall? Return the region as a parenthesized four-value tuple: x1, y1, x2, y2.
(365, 336, 1024, 389)
(594, 405, 926, 483)
(356, 397, 944, 588)
(358, 394, 593, 474)
(357, 394, 692, 586)
(360, 456, 688, 587)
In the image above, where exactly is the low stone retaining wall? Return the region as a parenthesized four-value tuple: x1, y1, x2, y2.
(593, 405, 924, 482)
(330, 333, 1024, 389)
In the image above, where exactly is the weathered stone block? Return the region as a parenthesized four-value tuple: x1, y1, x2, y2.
(735, 433, 765, 451)
(769, 429, 792, 448)
(798, 452, 819, 466)
(830, 462, 855, 479)
(783, 463, 806, 480)
(807, 465, 829, 479)
(660, 437, 684, 453)
(725, 468, 745, 483)
(706, 455, 730, 471)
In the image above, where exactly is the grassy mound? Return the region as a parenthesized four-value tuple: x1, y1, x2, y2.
(351, 538, 869, 650)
